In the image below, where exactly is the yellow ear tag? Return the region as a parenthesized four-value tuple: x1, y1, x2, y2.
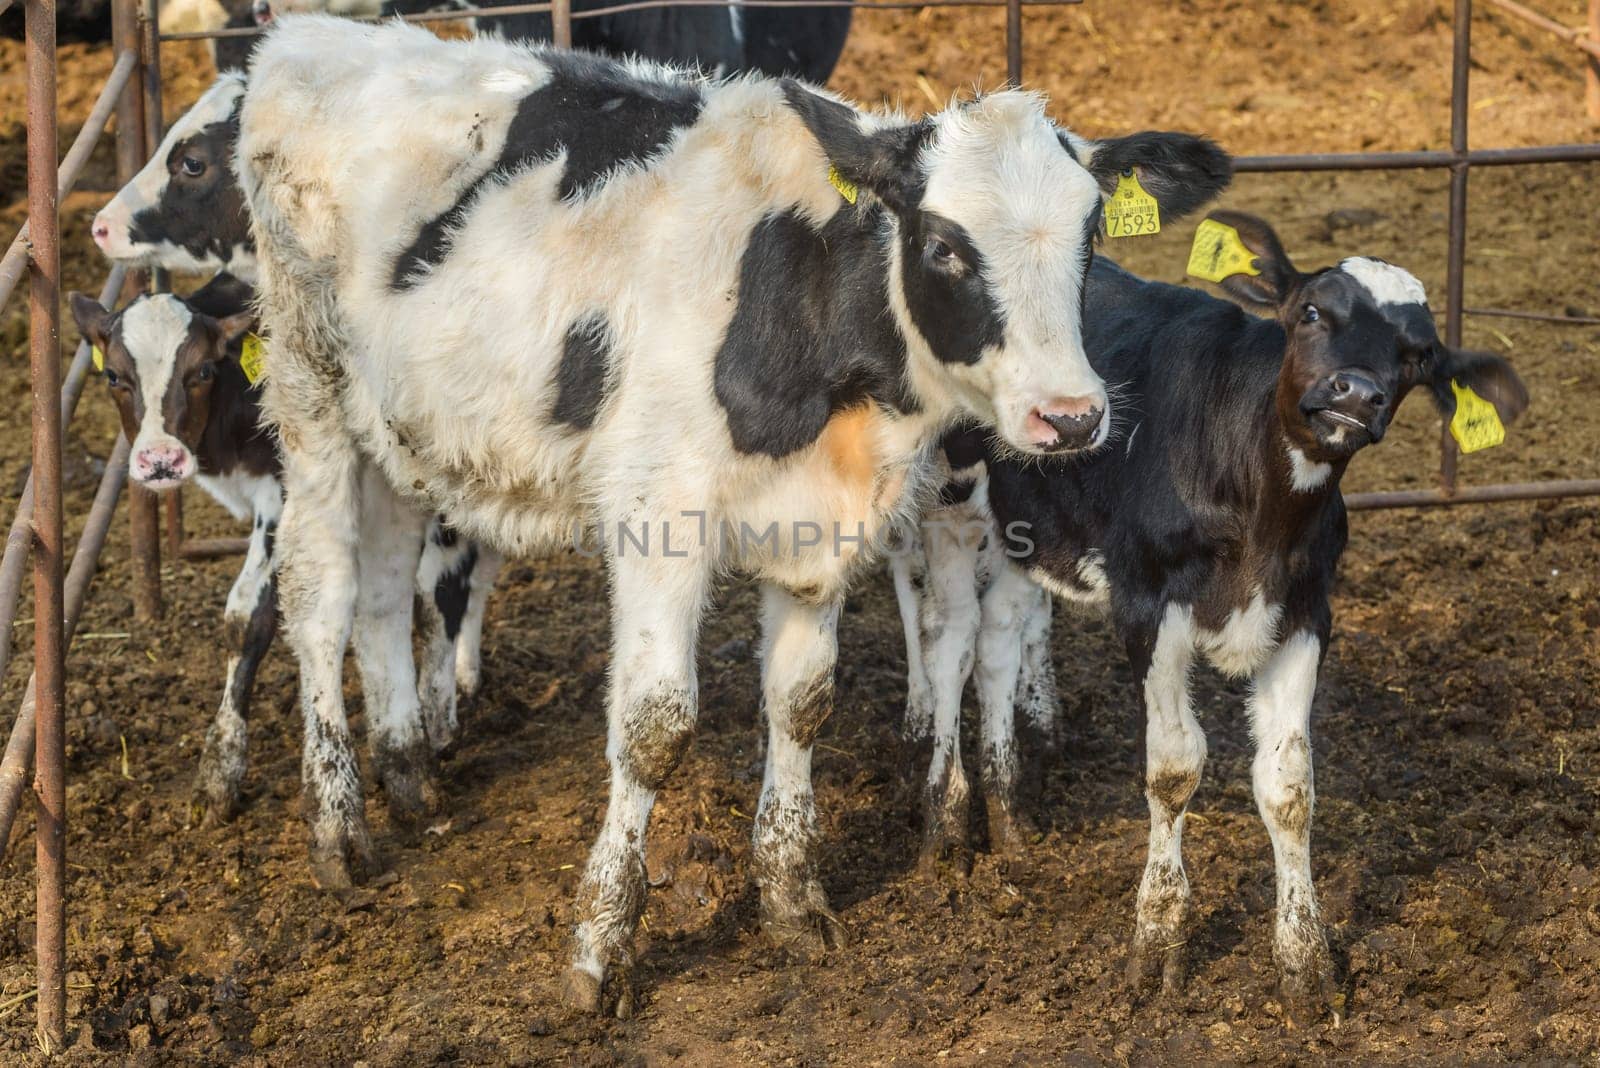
(91, 346, 105, 373)
(1449, 379, 1506, 453)
(1104, 170, 1160, 238)
(827, 165, 858, 206)
(1186, 218, 1261, 282)
(239, 333, 266, 387)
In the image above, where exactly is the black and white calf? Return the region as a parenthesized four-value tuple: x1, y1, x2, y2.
(236, 15, 1228, 1013)
(68, 278, 499, 821)
(254, 0, 851, 83)
(895, 212, 1528, 1013)
(91, 74, 256, 281)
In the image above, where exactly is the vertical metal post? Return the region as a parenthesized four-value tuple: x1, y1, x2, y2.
(115, 0, 163, 620)
(1587, 0, 1599, 121)
(1441, 0, 1471, 495)
(25, 0, 68, 1048)
(163, 491, 184, 560)
(552, 0, 572, 48)
(1005, 0, 1023, 86)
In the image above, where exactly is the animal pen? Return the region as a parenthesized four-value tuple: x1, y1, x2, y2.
(2, 0, 1598, 1049)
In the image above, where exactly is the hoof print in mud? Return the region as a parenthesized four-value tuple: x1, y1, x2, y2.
(561, 966, 636, 1020)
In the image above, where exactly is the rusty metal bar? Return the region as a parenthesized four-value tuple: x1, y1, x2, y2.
(1347, 478, 1600, 510)
(160, 0, 1084, 39)
(0, 267, 128, 692)
(1465, 305, 1600, 325)
(1234, 142, 1600, 171)
(552, 0, 572, 47)
(1006, 0, 1023, 85)
(0, 49, 138, 314)
(163, 492, 184, 560)
(1440, 0, 1472, 497)
(23, 0, 68, 1044)
(1482, 0, 1600, 60)
(0, 438, 132, 860)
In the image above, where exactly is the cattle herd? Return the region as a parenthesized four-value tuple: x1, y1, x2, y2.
(66, 5, 1530, 1023)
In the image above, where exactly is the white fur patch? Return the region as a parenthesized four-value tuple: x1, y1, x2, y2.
(1286, 445, 1331, 493)
(121, 296, 194, 461)
(1339, 257, 1427, 308)
(1030, 550, 1110, 608)
(1195, 590, 1283, 678)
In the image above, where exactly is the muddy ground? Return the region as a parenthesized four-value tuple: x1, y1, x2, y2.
(2, 0, 1600, 1062)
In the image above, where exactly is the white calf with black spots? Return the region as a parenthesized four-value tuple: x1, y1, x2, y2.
(237, 15, 1230, 1014)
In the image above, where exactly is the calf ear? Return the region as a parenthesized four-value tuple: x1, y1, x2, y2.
(68, 292, 113, 355)
(1079, 131, 1232, 222)
(1204, 210, 1304, 308)
(1430, 348, 1530, 424)
(781, 81, 930, 215)
(214, 311, 257, 352)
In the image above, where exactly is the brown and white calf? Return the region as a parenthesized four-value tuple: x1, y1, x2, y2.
(69, 279, 498, 821)
(237, 15, 1229, 1013)
(894, 212, 1528, 1015)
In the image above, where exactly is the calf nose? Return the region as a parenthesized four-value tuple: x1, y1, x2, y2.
(90, 215, 112, 249)
(251, 0, 274, 23)
(1027, 396, 1105, 452)
(1330, 372, 1387, 412)
(133, 444, 191, 485)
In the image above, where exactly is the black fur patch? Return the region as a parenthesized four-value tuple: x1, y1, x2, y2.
(432, 542, 478, 642)
(391, 52, 703, 289)
(551, 314, 613, 431)
(127, 95, 251, 266)
(713, 208, 918, 459)
(899, 213, 1005, 366)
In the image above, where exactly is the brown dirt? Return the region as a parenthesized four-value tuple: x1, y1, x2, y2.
(3, 2, 1600, 1062)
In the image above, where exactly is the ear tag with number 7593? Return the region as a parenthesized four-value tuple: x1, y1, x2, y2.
(1104, 170, 1160, 239)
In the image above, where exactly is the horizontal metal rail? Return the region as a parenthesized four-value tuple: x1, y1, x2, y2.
(0, 48, 137, 313)
(1346, 478, 1600, 510)
(1465, 306, 1600, 325)
(161, 0, 1081, 41)
(1235, 142, 1600, 172)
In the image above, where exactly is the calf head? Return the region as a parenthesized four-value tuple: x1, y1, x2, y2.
(69, 293, 255, 489)
(92, 73, 255, 278)
(782, 84, 1230, 456)
(1209, 211, 1529, 462)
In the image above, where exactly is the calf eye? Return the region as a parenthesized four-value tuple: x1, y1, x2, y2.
(197, 363, 214, 383)
(180, 156, 206, 178)
(104, 370, 119, 387)
(1302, 304, 1320, 323)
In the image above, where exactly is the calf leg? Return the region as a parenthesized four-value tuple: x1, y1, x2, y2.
(1249, 631, 1333, 1015)
(753, 584, 847, 951)
(351, 467, 434, 825)
(1017, 579, 1060, 760)
(889, 543, 933, 756)
(455, 544, 502, 702)
(976, 562, 1043, 854)
(416, 518, 474, 754)
(566, 550, 708, 1018)
(193, 499, 281, 824)
(1129, 604, 1204, 995)
(914, 517, 983, 874)
(277, 449, 372, 891)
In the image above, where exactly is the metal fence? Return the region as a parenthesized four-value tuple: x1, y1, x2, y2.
(3, 0, 1599, 1047)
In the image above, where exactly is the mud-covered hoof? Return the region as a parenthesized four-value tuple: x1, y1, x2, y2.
(1127, 930, 1188, 999)
(985, 805, 1037, 858)
(308, 832, 379, 893)
(1277, 941, 1338, 1025)
(915, 835, 972, 882)
(192, 730, 247, 825)
(760, 900, 848, 956)
(189, 777, 244, 828)
(561, 965, 635, 1019)
(373, 739, 441, 828)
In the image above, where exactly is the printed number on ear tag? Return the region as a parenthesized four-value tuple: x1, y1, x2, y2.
(1186, 219, 1260, 282)
(239, 333, 266, 387)
(91, 346, 105, 373)
(1449, 379, 1506, 453)
(827, 165, 858, 206)
(1104, 171, 1159, 238)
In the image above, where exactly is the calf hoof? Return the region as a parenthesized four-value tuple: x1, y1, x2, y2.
(984, 804, 1038, 858)
(561, 965, 635, 1019)
(1277, 933, 1338, 1025)
(373, 738, 441, 828)
(193, 725, 247, 825)
(190, 775, 244, 828)
(1127, 928, 1188, 999)
(915, 834, 972, 882)
(760, 882, 848, 956)
(308, 825, 380, 893)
